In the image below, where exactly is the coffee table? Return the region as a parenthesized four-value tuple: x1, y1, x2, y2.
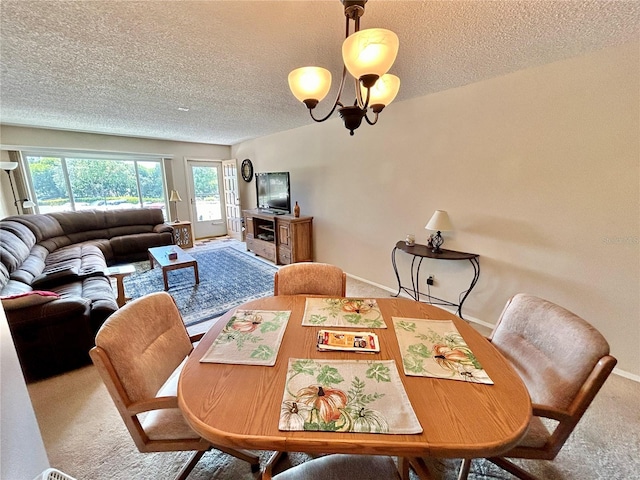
(147, 245, 199, 291)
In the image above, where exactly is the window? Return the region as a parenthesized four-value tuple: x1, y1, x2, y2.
(23, 152, 169, 219)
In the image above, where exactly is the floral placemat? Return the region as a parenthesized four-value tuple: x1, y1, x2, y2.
(279, 358, 422, 434)
(301, 298, 387, 328)
(392, 318, 494, 384)
(200, 310, 290, 366)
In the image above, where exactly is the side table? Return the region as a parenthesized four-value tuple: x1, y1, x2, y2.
(172, 221, 194, 248)
(391, 241, 480, 319)
(106, 264, 136, 308)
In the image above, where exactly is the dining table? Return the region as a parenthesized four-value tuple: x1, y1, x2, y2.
(178, 296, 531, 479)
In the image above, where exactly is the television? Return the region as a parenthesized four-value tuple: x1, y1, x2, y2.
(255, 172, 291, 214)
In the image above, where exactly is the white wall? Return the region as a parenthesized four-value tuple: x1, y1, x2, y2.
(0, 128, 231, 223)
(233, 41, 640, 377)
(1, 307, 50, 479)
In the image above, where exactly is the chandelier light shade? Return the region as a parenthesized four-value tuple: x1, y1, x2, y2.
(362, 73, 400, 112)
(341, 28, 399, 84)
(288, 0, 400, 136)
(288, 67, 332, 107)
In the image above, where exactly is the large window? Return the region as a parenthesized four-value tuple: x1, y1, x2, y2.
(24, 152, 168, 219)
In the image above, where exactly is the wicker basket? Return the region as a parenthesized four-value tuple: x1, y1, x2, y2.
(39, 468, 77, 480)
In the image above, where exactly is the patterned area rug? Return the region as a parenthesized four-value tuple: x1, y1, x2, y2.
(123, 245, 277, 326)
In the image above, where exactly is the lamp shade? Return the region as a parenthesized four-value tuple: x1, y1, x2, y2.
(169, 190, 182, 202)
(363, 73, 400, 108)
(342, 28, 399, 81)
(0, 162, 19, 171)
(288, 67, 332, 103)
(425, 210, 453, 232)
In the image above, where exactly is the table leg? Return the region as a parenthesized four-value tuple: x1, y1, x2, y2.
(162, 268, 169, 291)
(397, 457, 411, 480)
(148, 251, 154, 269)
(193, 262, 200, 285)
(456, 257, 481, 319)
(410, 256, 424, 302)
(408, 457, 435, 480)
(114, 275, 131, 308)
(391, 247, 403, 297)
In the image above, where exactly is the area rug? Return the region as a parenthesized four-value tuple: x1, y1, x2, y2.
(123, 246, 277, 326)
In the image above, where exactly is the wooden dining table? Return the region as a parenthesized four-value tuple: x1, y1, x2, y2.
(178, 296, 531, 479)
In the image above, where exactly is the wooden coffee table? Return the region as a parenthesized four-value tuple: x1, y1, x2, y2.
(147, 245, 199, 291)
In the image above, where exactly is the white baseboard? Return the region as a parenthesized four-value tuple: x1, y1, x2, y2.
(345, 273, 639, 383)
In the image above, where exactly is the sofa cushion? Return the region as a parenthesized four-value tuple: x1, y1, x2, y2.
(4, 214, 65, 244)
(105, 208, 165, 228)
(8, 245, 48, 285)
(32, 266, 80, 289)
(0, 222, 35, 276)
(1, 290, 60, 310)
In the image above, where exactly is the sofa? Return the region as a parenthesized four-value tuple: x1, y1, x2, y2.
(0, 208, 174, 381)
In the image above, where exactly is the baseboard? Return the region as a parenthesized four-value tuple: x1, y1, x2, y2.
(345, 273, 639, 383)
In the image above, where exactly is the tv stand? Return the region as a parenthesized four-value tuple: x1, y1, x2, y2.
(243, 209, 313, 265)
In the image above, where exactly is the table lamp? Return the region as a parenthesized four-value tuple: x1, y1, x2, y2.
(425, 210, 452, 253)
(169, 190, 182, 223)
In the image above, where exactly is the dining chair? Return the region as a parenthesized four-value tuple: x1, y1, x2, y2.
(266, 454, 401, 480)
(458, 293, 617, 480)
(274, 262, 347, 296)
(89, 292, 260, 480)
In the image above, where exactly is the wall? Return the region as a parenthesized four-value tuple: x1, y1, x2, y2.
(233, 41, 640, 378)
(0, 127, 231, 222)
(1, 307, 50, 478)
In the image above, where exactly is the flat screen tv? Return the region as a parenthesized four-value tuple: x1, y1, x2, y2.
(255, 172, 291, 214)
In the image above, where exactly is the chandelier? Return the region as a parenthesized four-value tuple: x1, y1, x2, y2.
(288, 0, 400, 136)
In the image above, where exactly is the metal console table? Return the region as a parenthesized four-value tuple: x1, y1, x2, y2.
(391, 241, 480, 319)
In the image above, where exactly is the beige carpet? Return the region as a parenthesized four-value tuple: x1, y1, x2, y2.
(27, 275, 640, 479)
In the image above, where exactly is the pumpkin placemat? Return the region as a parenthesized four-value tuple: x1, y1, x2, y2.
(200, 310, 290, 366)
(301, 298, 387, 328)
(279, 358, 421, 434)
(393, 318, 493, 384)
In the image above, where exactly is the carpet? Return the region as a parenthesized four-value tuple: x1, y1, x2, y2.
(123, 245, 277, 326)
(28, 364, 640, 480)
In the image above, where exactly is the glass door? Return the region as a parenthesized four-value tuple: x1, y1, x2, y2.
(186, 160, 227, 239)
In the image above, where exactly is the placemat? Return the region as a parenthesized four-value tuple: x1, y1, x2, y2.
(301, 298, 387, 328)
(279, 358, 422, 434)
(392, 318, 494, 384)
(200, 310, 290, 366)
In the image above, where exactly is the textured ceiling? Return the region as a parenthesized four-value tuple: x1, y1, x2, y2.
(1, 1, 638, 146)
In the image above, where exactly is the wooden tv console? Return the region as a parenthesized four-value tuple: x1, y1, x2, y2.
(243, 209, 313, 265)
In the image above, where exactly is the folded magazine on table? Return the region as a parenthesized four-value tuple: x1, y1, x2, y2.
(316, 329, 380, 353)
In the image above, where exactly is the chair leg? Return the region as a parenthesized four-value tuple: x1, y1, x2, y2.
(488, 457, 539, 480)
(215, 445, 261, 472)
(458, 458, 471, 480)
(175, 450, 207, 480)
(261, 451, 287, 480)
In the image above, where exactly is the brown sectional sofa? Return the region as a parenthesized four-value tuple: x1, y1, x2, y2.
(0, 208, 174, 381)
